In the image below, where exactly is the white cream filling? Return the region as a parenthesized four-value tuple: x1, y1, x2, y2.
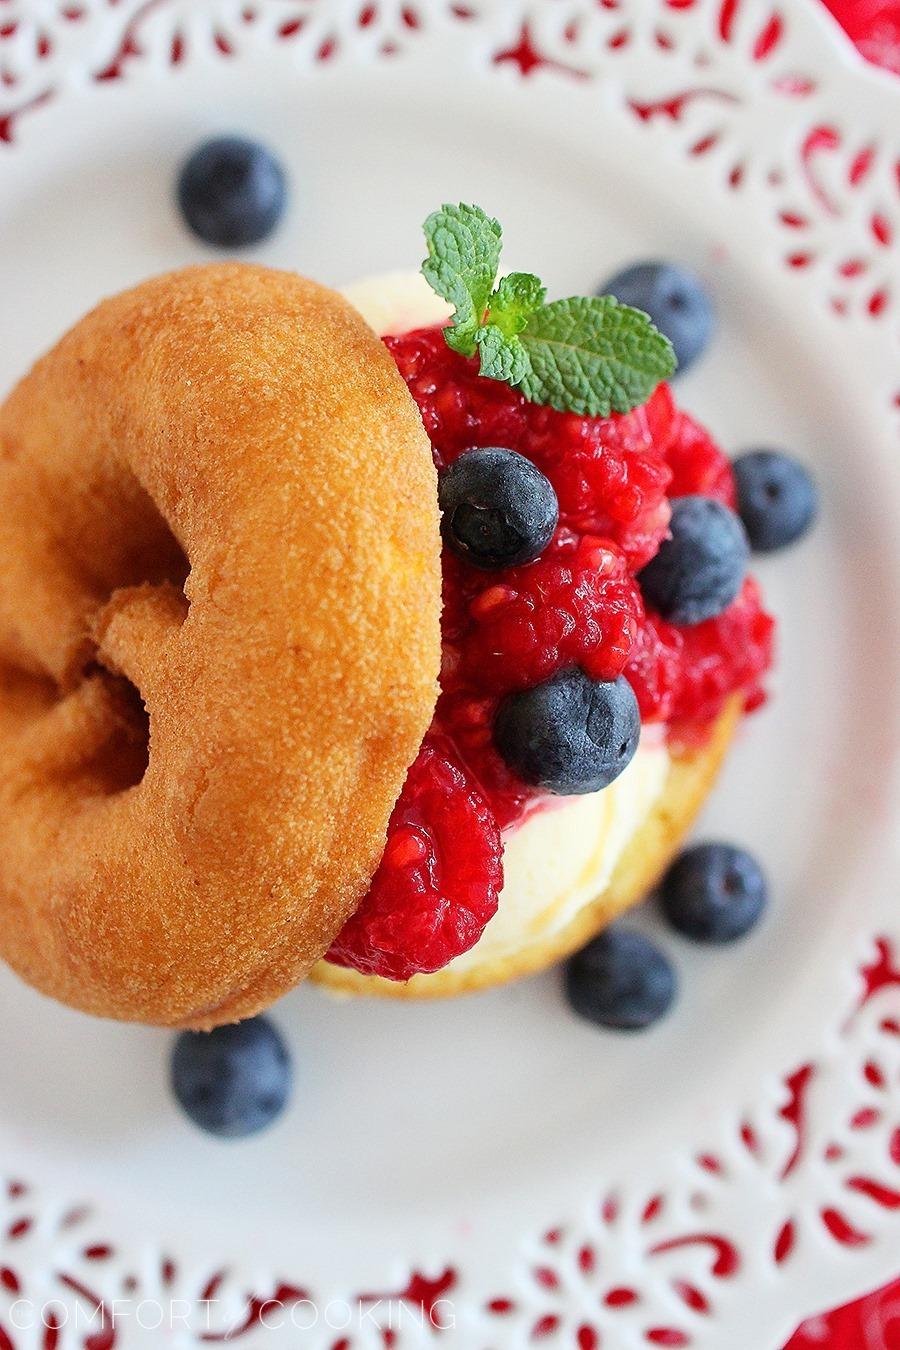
(342, 271, 671, 969)
(341, 270, 453, 338)
(448, 734, 670, 969)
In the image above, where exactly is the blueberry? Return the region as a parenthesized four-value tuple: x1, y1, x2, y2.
(494, 667, 640, 795)
(660, 842, 767, 943)
(177, 136, 286, 247)
(438, 447, 558, 570)
(565, 928, 676, 1030)
(599, 261, 714, 375)
(733, 449, 817, 553)
(638, 495, 748, 626)
(170, 1015, 291, 1138)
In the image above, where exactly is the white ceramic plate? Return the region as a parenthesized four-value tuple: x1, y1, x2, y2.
(1, 1, 900, 1347)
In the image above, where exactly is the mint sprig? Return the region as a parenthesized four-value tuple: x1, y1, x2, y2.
(422, 203, 501, 357)
(421, 203, 676, 416)
(485, 272, 547, 336)
(518, 296, 675, 417)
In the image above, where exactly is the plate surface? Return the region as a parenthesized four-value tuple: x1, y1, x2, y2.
(1, 2, 900, 1347)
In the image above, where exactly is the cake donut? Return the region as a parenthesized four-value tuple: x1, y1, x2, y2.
(0, 264, 441, 1028)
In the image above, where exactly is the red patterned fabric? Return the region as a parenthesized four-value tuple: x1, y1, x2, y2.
(787, 8, 900, 1344)
(788, 1275, 900, 1348)
(820, 0, 900, 74)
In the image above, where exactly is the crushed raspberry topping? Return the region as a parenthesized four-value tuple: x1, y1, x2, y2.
(326, 739, 503, 981)
(626, 578, 775, 726)
(664, 409, 737, 507)
(386, 327, 676, 570)
(458, 534, 643, 694)
(434, 683, 539, 833)
(327, 325, 775, 980)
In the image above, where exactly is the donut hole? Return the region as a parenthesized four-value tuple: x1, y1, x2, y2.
(86, 490, 192, 618)
(64, 494, 192, 713)
(55, 501, 190, 796)
(97, 673, 150, 793)
(0, 664, 60, 738)
(60, 479, 192, 667)
(115, 514, 191, 600)
(76, 665, 150, 795)
(0, 665, 150, 800)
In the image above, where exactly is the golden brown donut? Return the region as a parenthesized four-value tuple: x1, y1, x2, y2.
(0, 264, 441, 1028)
(311, 699, 739, 999)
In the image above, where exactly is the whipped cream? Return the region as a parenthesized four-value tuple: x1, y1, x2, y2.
(447, 734, 670, 970)
(342, 271, 670, 972)
(341, 271, 453, 339)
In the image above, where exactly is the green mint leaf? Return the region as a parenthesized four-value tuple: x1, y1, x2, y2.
(474, 325, 531, 386)
(420, 203, 675, 414)
(518, 296, 676, 416)
(422, 203, 502, 357)
(485, 272, 546, 337)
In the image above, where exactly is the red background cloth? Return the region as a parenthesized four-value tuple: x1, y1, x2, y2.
(785, 1, 900, 1341)
(821, 0, 900, 74)
(789, 1279, 900, 1349)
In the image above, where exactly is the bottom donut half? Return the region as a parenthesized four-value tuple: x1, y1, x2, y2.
(310, 698, 739, 999)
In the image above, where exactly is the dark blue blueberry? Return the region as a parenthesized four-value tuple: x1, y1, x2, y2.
(660, 842, 768, 943)
(177, 136, 286, 248)
(565, 928, 677, 1030)
(733, 449, 817, 553)
(599, 261, 714, 375)
(494, 667, 640, 796)
(438, 447, 558, 570)
(171, 1015, 291, 1138)
(638, 495, 748, 626)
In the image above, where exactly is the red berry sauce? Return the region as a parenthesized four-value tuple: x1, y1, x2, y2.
(458, 533, 642, 695)
(326, 326, 775, 979)
(625, 577, 774, 728)
(325, 738, 503, 981)
(664, 409, 737, 507)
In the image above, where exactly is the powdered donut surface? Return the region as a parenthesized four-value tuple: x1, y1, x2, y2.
(0, 263, 440, 1027)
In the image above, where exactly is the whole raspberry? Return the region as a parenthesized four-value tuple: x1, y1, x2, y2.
(664, 410, 736, 506)
(326, 739, 503, 981)
(460, 535, 644, 694)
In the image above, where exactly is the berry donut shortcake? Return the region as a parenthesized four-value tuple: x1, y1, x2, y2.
(0, 200, 815, 1032)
